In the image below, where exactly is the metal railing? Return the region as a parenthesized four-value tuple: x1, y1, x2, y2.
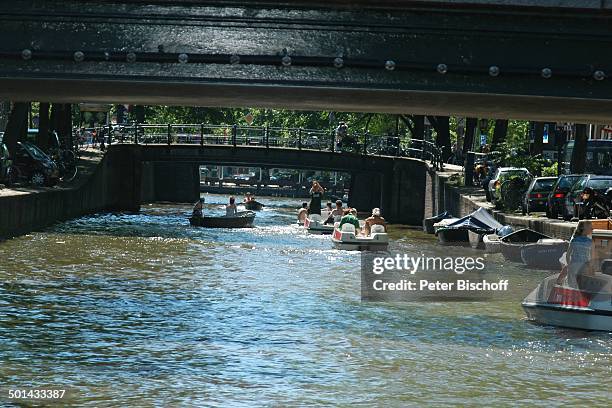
(77, 123, 444, 169)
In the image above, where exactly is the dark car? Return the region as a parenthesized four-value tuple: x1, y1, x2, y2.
(564, 174, 612, 220)
(522, 176, 557, 215)
(12, 141, 59, 186)
(546, 174, 582, 219)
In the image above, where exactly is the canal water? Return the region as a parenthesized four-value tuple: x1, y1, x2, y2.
(0, 195, 610, 406)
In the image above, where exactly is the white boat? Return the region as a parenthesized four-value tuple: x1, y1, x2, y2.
(522, 272, 612, 331)
(303, 214, 335, 235)
(520, 238, 569, 270)
(331, 223, 389, 251)
(483, 233, 501, 253)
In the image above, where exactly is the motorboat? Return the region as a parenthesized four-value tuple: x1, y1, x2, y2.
(423, 211, 453, 234)
(432, 217, 459, 233)
(189, 211, 256, 228)
(522, 271, 612, 331)
(244, 200, 264, 211)
(331, 223, 388, 251)
(520, 239, 569, 270)
(436, 208, 503, 247)
(303, 214, 335, 235)
(500, 228, 550, 263)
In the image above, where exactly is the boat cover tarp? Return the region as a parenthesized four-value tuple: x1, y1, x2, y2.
(501, 228, 550, 244)
(446, 208, 503, 233)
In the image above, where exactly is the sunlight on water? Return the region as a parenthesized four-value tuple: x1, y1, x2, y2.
(0, 194, 610, 406)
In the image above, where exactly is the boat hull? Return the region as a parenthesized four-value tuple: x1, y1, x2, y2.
(331, 228, 388, 251)
(437, 228, 469, 246)
(467, 230, 485, 250)
(500, 243, 524, 263)
(189, 213, 255, 228)
(483, 234, 501, 253)
(522, 303, 612, 331)
(520, 241, 568, 270)
(244, 201, 264, 211)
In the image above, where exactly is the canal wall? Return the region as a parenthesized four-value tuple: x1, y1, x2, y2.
(426, 166, 577, 240)
(0, 147, 142, 240)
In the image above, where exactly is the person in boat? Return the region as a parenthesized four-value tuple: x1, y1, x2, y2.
(226, 196, 238, 216)
(565, 220, 594, 289)
(338, 208, 361, 234)
(308, 180, 325, 215)
(192, 197, 205, 217)
(325, 201, 333, 215)
(325, 200, 344, 225)
(244, 192, 254, 203)
(297, 202, 308, 223)
(364, 208, 387, 236)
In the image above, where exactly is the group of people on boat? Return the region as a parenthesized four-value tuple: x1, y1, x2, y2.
(192, 193, 256, 218)
(298, 180, 387, 236)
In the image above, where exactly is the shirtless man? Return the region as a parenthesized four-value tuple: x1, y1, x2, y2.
(297, 202, 309, 224)
(364, 208, 387, 236)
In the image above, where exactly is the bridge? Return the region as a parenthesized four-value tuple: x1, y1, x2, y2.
(1, 1, 612, 122)
(103, 125, 441, 224)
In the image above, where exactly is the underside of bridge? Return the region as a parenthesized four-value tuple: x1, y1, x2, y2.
(1, 1, 612, 122)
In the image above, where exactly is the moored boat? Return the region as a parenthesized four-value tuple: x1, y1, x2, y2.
(423, 211, 453, 234)
(483, 233, 501, 253)
(500, 228, 550, 263)
(189, 211, 256, 228)
(331, 223, 388, 251)
(436, 208, 503, 247)
(520, 239, 569, 270)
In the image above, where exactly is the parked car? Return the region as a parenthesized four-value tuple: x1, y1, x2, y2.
(546, 174, 582, 219)
(12, 141, 59, 186)
(26, 128, 61, 153)
(563, 174, 612, 220)
(487, 167, 532, 206)
(522, 176, 557, 215)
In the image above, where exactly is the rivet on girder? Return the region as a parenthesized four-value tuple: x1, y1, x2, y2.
(281, 55, 292, 67)
(104, 52, 110, 61)
(593, 70, 606, 81)
(230, 54, 240, 65)
(21, 49, 32, 60)
(73, 51, 85, 63)
(489, 66, 500, 77)
(126, 52, 137, 63)
(385, 60, 396, 71)
(541, 68, 552, 79)
(178, 53, 189, 64)
(437, 63, 448, 74)
(333, 57, 344, 69)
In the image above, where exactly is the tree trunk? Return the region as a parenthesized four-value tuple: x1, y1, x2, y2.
(37, 102, 51, 151)
(532, 122, 544, 155)
(3, 102, 29, 155)
(491, 119, 508, 149)
(462, 117, 477, 157)
(412, 115, 425, 140)
(429, 116, 451, 160)
(570, 124, 588, 174)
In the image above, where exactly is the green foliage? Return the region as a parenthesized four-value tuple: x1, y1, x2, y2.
(491, 138, 546, 175)
(541, 162, 558, 177)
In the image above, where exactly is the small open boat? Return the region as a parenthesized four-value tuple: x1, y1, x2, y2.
(520, 239, 569, 270)
(436, 208, 503, 247)
(522, 272, 612, 331)
(500, 228, 550, 263)
(189, 211, 256, 228)
(332, 223, 388, 251)
(432, 218, 459, 233)
(244, 200, 264, 211)
(423, 211, 453, 234)
(482, 225, 514, 254)
(304, 214, 335, 235)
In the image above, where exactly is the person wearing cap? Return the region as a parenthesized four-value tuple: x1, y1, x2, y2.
(192, 197, 205, 217)
(364, 208, 387, 236)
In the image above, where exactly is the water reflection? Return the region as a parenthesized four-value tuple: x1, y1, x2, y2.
(0, 195, 609, 405)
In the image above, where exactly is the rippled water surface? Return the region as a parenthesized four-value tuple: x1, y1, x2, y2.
(1, 195, 610, 406)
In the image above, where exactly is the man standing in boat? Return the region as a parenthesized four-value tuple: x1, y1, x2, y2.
(308, 180, 325, 215)
(363, 208, 387, 236)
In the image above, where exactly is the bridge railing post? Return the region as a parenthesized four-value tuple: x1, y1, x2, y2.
(232, 124, 237, 147)
(265, 125, 269, 149)
(200, 123, 204, 147)
(298, 128, 302, 150)
(108, 124, 112, 146)
(167, 124, 171, 145)
(421, 139, 426, 160)
(363, 132, 369, 155)
(330, 131, 335, 153)
(134, 121, 139, 145)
